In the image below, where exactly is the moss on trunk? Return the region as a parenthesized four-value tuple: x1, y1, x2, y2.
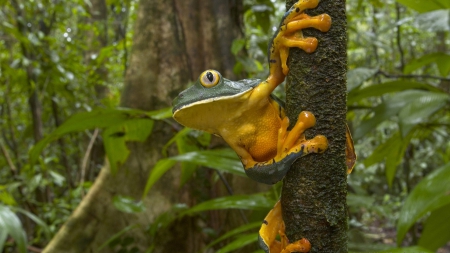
(281, 0, 348, 252)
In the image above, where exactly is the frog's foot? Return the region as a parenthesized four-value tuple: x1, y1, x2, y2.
(270, 0, 331, 76)
(245, 111, 327, 184)
(259, 201, 311, 253)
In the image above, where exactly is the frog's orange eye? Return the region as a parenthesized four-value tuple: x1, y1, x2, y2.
(200, 70, 220, 88)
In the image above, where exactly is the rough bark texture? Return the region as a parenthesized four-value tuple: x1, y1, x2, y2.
(281, 0, 348, 252)
(43, 0, 245, 252)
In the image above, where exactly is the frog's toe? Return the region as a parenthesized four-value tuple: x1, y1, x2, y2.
(306, 135, 328, 154)
(281, 238, 311, 253)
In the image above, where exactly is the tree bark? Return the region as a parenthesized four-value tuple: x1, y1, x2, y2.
(281, 0, 348, 252)
(43, 0, 245, 252)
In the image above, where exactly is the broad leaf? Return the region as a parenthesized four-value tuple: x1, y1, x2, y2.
(363, 132, 411, 187)
(398, 92, 449, 136)
(418, 203, 450, 251)
(347, 67, 378, 92)
(103, 118, 154, 173)
(144, 149, 244, 196)
(181, 194, 274, 216)
(414, 9, 450, 32)
(29, 108, 154, 166)
(112, 195, 145, 213)
(395, 0, 448, 13)
(347, 81, 442, 104)
(143, 159, 177, 197)
(0, 204, 27, 253)
(397, 163, 450, 245)
(404, 52, 450, 76)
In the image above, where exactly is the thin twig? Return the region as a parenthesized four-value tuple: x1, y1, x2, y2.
(216, 171, 249, 224)
(0, 140, 17, 173)
(80, 128, 99, 197)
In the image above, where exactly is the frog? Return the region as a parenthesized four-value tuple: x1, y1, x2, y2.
(172, 0, 355, 252)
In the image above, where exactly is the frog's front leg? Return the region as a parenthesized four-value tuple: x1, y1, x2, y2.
(255, 0, 331, 96)
(259, 201, 311, 253)
(245, 111, 328, 185)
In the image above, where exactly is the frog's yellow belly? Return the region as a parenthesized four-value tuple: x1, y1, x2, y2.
(221, 100, 282, 162)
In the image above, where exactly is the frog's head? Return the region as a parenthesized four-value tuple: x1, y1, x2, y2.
(172, 70, 260, 132)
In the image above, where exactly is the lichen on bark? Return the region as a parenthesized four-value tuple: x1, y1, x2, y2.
(281, 0, 348, 252)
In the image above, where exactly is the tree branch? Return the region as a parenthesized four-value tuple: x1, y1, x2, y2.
(282, 0, 348, 251)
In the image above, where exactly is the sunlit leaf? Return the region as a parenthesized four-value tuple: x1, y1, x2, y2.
(216, 232, 259, 253)
(414, 9, 450, 32)
(395, 0, 447, 13)
(347, 67, 378, 92)
(112, 195, 145, 213)
(0, 204, 27, 253)
(181, 194, 274, 216)
(418, 203, 450, 251)
(397, 163, 450, 245)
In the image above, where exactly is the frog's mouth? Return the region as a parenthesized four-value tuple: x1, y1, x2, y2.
(172, 89, 253, 133)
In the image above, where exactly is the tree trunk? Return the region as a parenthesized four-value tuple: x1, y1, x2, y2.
(281, 0, 348, 252)
(43, 0, 244, 252)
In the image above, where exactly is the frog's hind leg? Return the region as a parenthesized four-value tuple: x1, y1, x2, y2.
(259, 201, 312, 253)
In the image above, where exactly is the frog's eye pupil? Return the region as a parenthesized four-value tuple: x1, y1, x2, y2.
(206, 72, 214, 83)
(200, 70, 220, 88)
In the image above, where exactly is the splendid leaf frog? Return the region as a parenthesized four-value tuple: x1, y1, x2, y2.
(173, 0, 355, 252)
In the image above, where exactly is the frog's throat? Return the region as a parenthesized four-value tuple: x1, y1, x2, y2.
(245, 147, 304, 185)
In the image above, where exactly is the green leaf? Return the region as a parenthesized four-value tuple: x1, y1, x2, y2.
(398, 92, 449, 136)
(395, 0, 447, 13)
(95, 224, 139, 253)
(404, 53, 450, 76)
(347, 67, 378, 92)
(13, 207, 51, 239)
(103, 118, 154, 173)
(418, 203, 450, 251)
(143, 159, 177, 197)
(216, 232, 258, 253)
(377, 246, 434, 253)
(169, 149, 245, 176)
(0, 204, 27, 253)
(181, 194, 274, 216)
(363, 132, 410, 187)
(231, 39, 246, 55)
(144, 149, 244, 196)
(112, 195, 145, 213)
(414, 10, 450, 32)
(204, 222, 261, 250)
(397, 163, 450, 245)
(29, 108, 152, 166)
(347, 81, 443, 104)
